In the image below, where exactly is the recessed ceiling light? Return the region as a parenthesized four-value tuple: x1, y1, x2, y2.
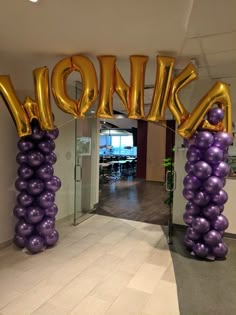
(29, 0, 39, 3)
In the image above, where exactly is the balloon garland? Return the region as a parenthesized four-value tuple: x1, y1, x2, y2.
(13, 120, 61, 254)
(183, 108, 232, 260)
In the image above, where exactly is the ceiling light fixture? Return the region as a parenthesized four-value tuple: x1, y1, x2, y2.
(29, 0, 39, 3)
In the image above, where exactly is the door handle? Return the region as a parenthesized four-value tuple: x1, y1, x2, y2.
(74, 165, 82, 182)
(173, 170, 176, 191)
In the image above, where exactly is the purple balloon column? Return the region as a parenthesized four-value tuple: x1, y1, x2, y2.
(183, 108, 232, 260)
(13, 121, 61, 254)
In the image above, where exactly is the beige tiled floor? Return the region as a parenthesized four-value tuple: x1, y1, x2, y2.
(0, 215, 179, 315)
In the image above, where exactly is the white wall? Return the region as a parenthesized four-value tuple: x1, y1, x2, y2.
(173, 77, 236, 234)
(0, 99, 18, 244)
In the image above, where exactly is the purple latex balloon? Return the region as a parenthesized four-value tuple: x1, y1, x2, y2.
(193, 243, 209, 258)
(18, 164, 34, 179)
(219, 205, 224, 213)
(193, 161, 212, 179)
(15, 178, 28, 191)
(16, 220, 34, 237)
(202, 204, 220, 220)
(17, 192, 34, 207)
(223, 151, 229, 162)
(45, 229, 59, 246)
(213, 162, 230, 178)
(44, 152, 57, 165)
(221, 177, 226, 187)
(38, 140, 54, 154)
(18, 139, 34, 152)
(203, 230, 222, 246)
(16, 152, 27, 164)
(27, 150, 45, 168)
(219, 230, 225, 237)
(195, 131, 214, 149)
(37, 191, 55, 208)
(26, 206, 44, 224)
(36, 164, 54, 180)
(187, 146, 202, 162)
(183, 139, 190, 148)
(212, 242, 228, 258)
(48, 140, 55, 151)
(183, 174, 201, 190)
(185, 161, 195, 173)
(30, 125, 45, 140)
(13, 234, 26, 248)
(207, 108, 224, 125)
(187, 227, 201, 241)
(204, 146, 224, 165)
(185, 201, 201, 216)
(203, 176, 224, 194)
(27, 179, 45, 196)
(192, 191, 210, 206)
(212, 214, 229, 231)
(45, 176, 61, 192)
(45, 204, 58, 218)
(183, 212, 195, 225)
(192, 217, 210, 234)
(183, 189, 195, 200)
(13, 205, 26, 219)
(212, 189, 228, 205)
(37, 217, 55, 236)
(45, 128, 59, 140)
(26, 235, 45, 254)
(214, 132, 233, 149)
(184, 235, 195, 251)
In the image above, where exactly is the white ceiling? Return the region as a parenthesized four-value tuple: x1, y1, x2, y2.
(0, 0, 236, 119)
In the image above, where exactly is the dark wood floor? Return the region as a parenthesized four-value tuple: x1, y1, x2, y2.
(95, 177, 170, 225)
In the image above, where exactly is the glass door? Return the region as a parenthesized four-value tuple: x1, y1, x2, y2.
(73, 116, 100, 225)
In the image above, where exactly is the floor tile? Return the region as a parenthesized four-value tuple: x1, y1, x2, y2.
(69, 295, 110, 315)
(143, 280, 179, 315)
(106, 287, 150, 315)
(32, 302, 68, 315)
(161, 261, 176, 284)
(118, 247, 151, 274)
(45, 266, 109, 313)
(0, 289, 21, 309)
(0, 215, 177, 315)
(99, 230, 127, 245)
(1, 281, 60, 315)
(127, 263, 166, 294)
(90, 270, 133, 302)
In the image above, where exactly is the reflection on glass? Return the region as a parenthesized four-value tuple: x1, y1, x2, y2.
(99, 132, 137, 156)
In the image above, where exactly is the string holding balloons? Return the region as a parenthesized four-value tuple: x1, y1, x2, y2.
(14, 119, 61, 254)
(183, 107, 232, 260)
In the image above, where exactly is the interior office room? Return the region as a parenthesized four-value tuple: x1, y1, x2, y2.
(0, 1, 236, 315)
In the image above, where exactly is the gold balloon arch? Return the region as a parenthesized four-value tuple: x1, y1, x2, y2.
(0, 55, 232, 138)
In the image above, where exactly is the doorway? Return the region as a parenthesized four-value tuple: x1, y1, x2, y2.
(96, 119, 176, 226)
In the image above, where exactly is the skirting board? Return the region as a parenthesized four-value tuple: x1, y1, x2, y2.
(173, 223, 236, 240)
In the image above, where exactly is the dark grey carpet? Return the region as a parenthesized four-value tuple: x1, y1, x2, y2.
(169, 229, 236, 315)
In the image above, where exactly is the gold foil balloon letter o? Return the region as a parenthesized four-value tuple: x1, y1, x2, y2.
(52, 55, 98, 118)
